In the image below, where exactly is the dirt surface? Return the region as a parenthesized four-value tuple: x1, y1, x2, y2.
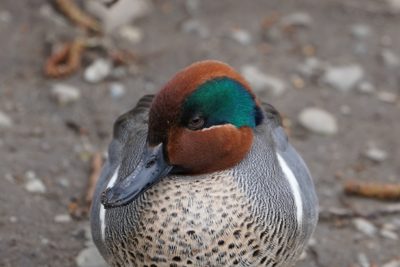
(0, 0, 399, 266)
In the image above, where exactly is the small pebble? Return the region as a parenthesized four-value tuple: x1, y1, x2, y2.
(0, 111, 13, 128)
(322, 64, 364, 92)
(40, 237, 50, 246)
(298, 107, 338, 135)
(230, 28, 252, 45)
(297, 57, 325, 79)
(382, 223, 399, 232)
(381, 49, 400, 68)
(386, 0, 400, 13)
(0, 10, 12, 23)
(357, 81, 375, 94)
(350, 24, 371, 39)
(353, 218, 377, 237)
(298, 250, 307, 261)
(84, 59, 112, 83)
(241, 65, 286, 96)
(357, 253, 370, 267)
(280, 12, 313, 28)
(380, 229, 398, 240)
(85, 0, 152, 32)
(377, 91, 398, 104)
(382, 260, 400, 267)
(109, 82, 126, 99)
(9, 216, 18, 223)
(51, 84, 81, 105)
(181, 19, 209, 38)
(363, 146, 388, 162)
(24, 171, 46, 194)
(54, 214, 72, 223)
(118, 25, 143, 44)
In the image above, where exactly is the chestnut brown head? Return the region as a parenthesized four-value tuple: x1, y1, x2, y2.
(102, 60, 263, 208)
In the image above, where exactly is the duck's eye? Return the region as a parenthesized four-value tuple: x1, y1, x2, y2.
(188, 115, 205, 130)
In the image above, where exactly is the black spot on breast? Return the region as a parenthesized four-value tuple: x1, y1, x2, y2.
(172, 256, 181, 262)
(233, 230, 241, 239)
(260, 256, 267, 264)
(252, 249, 261, 257)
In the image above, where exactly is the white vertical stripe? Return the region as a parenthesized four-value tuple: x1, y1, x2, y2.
(100, 166, 120, 241)
(276, 153, 303, 226)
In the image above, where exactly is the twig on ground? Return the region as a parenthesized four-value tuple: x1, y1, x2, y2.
(344, 180, 400, 201)
(55, 0, 101, 33)
(69, 152, 103, 219)
(44, 38, 86, 78)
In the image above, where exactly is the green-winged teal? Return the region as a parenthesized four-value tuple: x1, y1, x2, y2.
(90, 60, 318, 267)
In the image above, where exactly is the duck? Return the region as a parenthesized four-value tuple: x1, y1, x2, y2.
(90, 60, 318, 267)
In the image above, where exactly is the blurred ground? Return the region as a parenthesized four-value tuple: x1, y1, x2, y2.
(0, 0, 399, 266)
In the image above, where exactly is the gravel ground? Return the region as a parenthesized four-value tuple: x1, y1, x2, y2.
(0, 0, 399, 266)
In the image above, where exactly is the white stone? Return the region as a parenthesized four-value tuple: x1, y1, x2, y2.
(351, 24, 371, 39)
(381, 48, 400, 68)
(377, 91, 398, 104)
(230, 29, 252, 45)
(364, 147, 388, 162)
(85, 0, 152, 32)
(54, 214, 72, 223)
(298, 250, 307, 260)
(0, 10, 12, 23)
(109, 82, 126, 99)
(353, 218, 377, 237)
(0, 111, 13, 128)
(84, 59, 112, 83)
(280, 12, 313, 28)
(380, 229, 398, 240)
(51, 84, 81, 104)
(76, 245, 108, 267)
(357, 253, 370, 267)
(383, 260, 400, 267)
(381, 49, 400, 68)
(386, 0, 400, 13)
(241, 65, 286, 96)
(24, 171, 46, 194)
(357, 81, 375, 94)
(118, 25, 143, 44)
(298, 108, 338, 135)
(297, 57, 325, 78)
(41, 237, 50, 245)
(9, 216, 17, 223)
(322, 64, 364, 92)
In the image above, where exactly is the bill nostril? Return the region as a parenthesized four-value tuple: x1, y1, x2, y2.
(145, 158, 157, 168)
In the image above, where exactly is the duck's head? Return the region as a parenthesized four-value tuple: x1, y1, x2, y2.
(103, 60, 264, 208)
